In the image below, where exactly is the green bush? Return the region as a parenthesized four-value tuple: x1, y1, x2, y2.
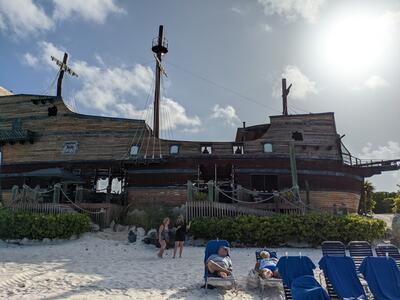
(189, 213, 386, 246)
(123, 205, 180, 231)
(0, 209, 91, 240)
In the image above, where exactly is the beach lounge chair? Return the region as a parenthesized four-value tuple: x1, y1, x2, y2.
(291, 275, 330, 300)
(277, 256, 326, 300)
(360, 256, 400, 300)
(321, 241, 346, 256)
(204, 239, 235, 290)
(254, 249, 282, 295)
(375, 243, 400, 267)
(319, 256, 368, 300)
(321, 241, 346, 298)
(348, 241, 373, 272)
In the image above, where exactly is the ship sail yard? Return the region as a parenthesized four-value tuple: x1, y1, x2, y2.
(0, 26, 399, 224)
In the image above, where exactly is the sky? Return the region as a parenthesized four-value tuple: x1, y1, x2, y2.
(0, 0, 399, 191)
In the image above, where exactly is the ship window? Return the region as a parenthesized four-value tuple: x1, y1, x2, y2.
(62, 141, 79, 155)
(201, 145, 212, 154)
(170, 144, 180, 155)
(292, 131, 303, 141)
(263, 143, 273, 153)
(130, 145, 140, 156)
(233, 145, 244, 154)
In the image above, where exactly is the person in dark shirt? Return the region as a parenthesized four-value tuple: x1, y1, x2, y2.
(173, 215, 188, 258)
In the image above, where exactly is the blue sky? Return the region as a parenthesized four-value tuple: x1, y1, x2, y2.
(0, 0, 399, 191)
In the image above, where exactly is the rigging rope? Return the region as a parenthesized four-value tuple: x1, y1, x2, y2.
(60, 188, 105, 215)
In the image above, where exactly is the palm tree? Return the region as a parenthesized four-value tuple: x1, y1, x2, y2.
(359, 180, 376, 215)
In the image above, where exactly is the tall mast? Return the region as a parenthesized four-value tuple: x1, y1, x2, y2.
(51, 52, 78, 97)
(151, 25, 168, 138)
(282, 78, 292, 116)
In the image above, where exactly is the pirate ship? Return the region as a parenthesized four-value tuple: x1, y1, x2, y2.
(1, 26, 399, 215)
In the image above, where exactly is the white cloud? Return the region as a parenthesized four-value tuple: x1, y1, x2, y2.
(24, 41, 201, 132)
(0, 0, 53, 37)
(364, 75, 389, 90)
(262, 23, 272, 32)
(210, 104, 241, 126)
(361, 142, 400, 160)
(273, 65, 317, 100)
(360, 141, 400, 179)
(231, 6, 244, 15)
(52, 0, 125, 24)
(22, 53, 39, 67)
(0, 0, 123, 37)
(257, 0, 326, 23)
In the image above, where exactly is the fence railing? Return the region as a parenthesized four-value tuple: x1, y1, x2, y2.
(6, 202, 75, 214)
(185, 201, 275, 222)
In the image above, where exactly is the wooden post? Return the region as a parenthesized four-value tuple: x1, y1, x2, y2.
(187, 180, 193, 202)
(274, 192, 280, 213)
(305, 180, 310, 210)
(208, 180, 214, 202)
(289, 143, 300, 200)
(53, 183, 61, 203)
(11, 185, 19, 203)
(106, 168, 112, 203)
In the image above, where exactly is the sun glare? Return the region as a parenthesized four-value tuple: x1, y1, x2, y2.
(321, 14, 391, 77)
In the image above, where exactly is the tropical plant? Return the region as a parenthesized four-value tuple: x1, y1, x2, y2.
(189, 213, 386, 246)
(359, 180, 376, 215)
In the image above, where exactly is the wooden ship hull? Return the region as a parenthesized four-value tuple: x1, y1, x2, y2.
(1, 94, 398, 213)
(1, 26, 399, 215)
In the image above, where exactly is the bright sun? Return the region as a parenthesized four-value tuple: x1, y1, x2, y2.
(321, 14, 391, 76)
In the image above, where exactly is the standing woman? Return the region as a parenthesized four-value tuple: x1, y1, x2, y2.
(158, 217, 170, 258)
(173, 215, 187, 258)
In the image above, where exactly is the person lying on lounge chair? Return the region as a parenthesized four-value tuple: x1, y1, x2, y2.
(255, 251, 279, 279)
(206, 245, 232, 278)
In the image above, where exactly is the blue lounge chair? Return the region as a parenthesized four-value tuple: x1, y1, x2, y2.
(348, 241, 373, 272)
(277, 256, 327, 300)
(375, 243, 400, 268)
(321, 241, 346, 298)
(291, 275, 330, 300)
(319, 256, 368, 299)
(204, 240, 235, 290)
(360, 256, 400, 300)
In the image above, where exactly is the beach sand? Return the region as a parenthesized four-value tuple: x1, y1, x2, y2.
(0, 232, 323, 299)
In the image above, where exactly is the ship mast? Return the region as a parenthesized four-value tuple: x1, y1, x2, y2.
(282, 78, 292, 116)
(151, 25, 168, 138)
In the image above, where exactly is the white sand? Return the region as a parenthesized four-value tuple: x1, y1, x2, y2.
(0, 232, 323, 300)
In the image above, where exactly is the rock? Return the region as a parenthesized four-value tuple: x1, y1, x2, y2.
(128, 231, 137, 243)
(147, 229, 157, 238)
(136, 227, 145, 237)
(70, 234, 78, 240)
(42, 238, 51, 244)
(286, 241, 312, 248)
(90, 223, 100, 232)
(115, 224, 128, 232)
(191, 238, 206, 247)
(20, 238, 30, 245)
(110, 220, 116, 231)
(391, 214, 400, 246)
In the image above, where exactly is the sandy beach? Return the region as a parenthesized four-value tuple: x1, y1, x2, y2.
(0, 231, 325, 300)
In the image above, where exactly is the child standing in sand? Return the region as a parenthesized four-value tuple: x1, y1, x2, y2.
(158, 218, 170, 258)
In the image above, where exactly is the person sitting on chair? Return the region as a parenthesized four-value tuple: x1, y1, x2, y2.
(255, 251, 279, 279)
(206, 245, 232, 278)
